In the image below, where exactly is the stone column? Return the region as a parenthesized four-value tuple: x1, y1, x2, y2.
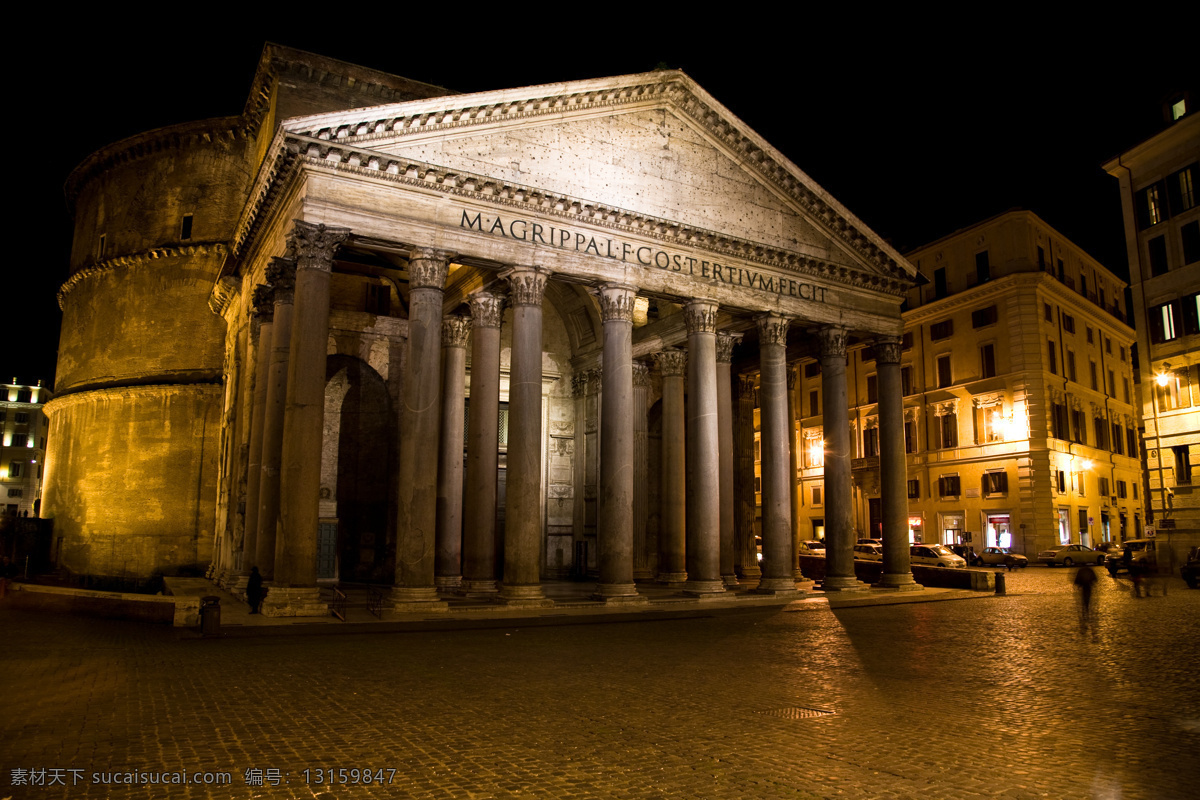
(756, 314, 799, 593)
(594, 284, 642, 602)
(393, 248, 452, 612)
(819, 326, 865, 591)
(499, 266, 553, 606)
(787, 363, 803, 579)
(632, 361, 653, 581)
(734, 373, 761, 579)
(270, 222, 348, 615)
(240, 285, 274, 580)
(875, 336, 920, 591)
(255, 256, 295, 580)
(683, 301, 724, 596)
(654, 349, 688, 584)
(435, 314, 471, 591)
(462, 291, 505, 595)
(716, 332, 740, 586)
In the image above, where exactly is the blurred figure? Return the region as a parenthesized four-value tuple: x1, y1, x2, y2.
(1073, 566, 1098, 639)
(246, 566, 264, 614)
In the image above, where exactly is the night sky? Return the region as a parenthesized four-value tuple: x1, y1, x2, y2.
(15, 18, 1192, 389)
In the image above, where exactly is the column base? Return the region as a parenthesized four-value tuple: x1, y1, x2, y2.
(684, 579, 726, 596)
(821, 575, 871, 592)
(633, 568, 656, 581)
(722, 573, 739, 587)
(499, 584, 554, 608)
(390, 586, 449, 613)
(657, 572, 688, 588)
(459, 579, 499, 597)
(874, 573, 923, 592)
(227, 573, 250, 594)
(261, 586, 329, 617)
(738, 565, 763, 579)
(592, 583, 647, 604)
(435, 575, 463, 591)
(755, 576, 805, 595)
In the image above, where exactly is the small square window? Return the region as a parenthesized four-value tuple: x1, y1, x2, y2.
(938, 475, 961, 497)
(930, 320, 954, 341)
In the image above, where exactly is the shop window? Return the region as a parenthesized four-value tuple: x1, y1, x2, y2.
(938, 475, 960, 497)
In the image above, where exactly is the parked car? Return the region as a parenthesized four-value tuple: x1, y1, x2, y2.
(857, 538, 882, 546)
(799, 540, 826, 556)
(1105, 539, 1157, 576)
(1037, 544, 1105, 567)
(1182, 547, 1200, 589)
(1093, 541, 1124, 559)
(852, 543, 884, 561)
(909, 544, 967, 568)
(975, 547, 1028, 568)
(948, 544, 979, 564)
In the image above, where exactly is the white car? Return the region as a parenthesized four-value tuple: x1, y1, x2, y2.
(798, 540, 826, 556)
(1037, 544, 1105, 567)
(853, 543, 884, 561)
(909, 544, 967, 568)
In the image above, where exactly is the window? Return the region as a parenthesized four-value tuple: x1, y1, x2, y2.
(1055, 470, 1067, 493)
(1086, 326, 1094, 344)
(1149, 236, 1169, 276)
(1174, 446, 1192, 485)
(1051, 401, 1069, 440)
(901, 366, 913, 396)
(1117, 480, 1128, 499)
(8, 461, 22, 478)
(1112, 422, 1124, 455)
(1171, 163, 1196, 210)
(1066, 350, 1077, 382)
(1172, 98, 1188, 122)
(9, 434, 27, 448)
(1105, 337, 1112, 355)
(805, 362, 821, 378)
(811, 486, 822, 506)
(904, 418, 917, 453)
(938, 475, 961, 497)
(1094, 417, 1110, 450)
(14, 412, 29, 423)
(860, 346, 876, 364)
(901, 331, 913, 350)
(1120, 345, 1127, 363)
(866, 375, 878, 404)
(1062, 313, 1075, 333)
(1140, 183, 1165, 228)
(1044, 303, 1053, 322)
(937, 355, 952, 388)
(938, 411, 957, 448)
(1038, 246, 1046, 269)
(863, 426, 879, 457)
(980, 344, 996, 379)
(1157, 371, 1190, 411)
(1070, 407, 1087, 445)
(975, 251, 991, 284)
(1098, 477, 1109, 497)
(982, 471, 1008, 495)
(1183, 221, 1200, 265)
(809, 390, 819, 417)
(1047, 341, 1057, 375)
(1090, 361, 1099, 390)
(6, 489, 21, 498)
(972, 305, 998, 328)
(180, 214, 193, 241)
(1108, 369, 1116, 397)
(934, 267, 948, 299)
(930, 319, 954, 341)
(907, 479, 920, 499)
(1128, 427, 1139, 458)
(1075, 471, 1086, 497)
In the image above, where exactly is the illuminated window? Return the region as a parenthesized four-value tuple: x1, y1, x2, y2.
(1146, 185, 1163, 226)
(1179, 166, 1196, 209)
(1172, 98, 1188, 121)
(1151, 301, 1179, 342)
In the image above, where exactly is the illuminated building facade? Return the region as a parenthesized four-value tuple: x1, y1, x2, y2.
(1, 379, 51, 518)
(44, 46, 922, 609)
(1105, 96, 1200, 557)
(794, 211, 1142, 556)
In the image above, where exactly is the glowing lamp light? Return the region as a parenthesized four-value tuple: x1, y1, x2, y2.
(809, 439, 824, 465)
(1157, 371, 1171, 387)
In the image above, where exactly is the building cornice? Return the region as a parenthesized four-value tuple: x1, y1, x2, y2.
(57, 242, 230, 309)
(44, 382, 222, 415)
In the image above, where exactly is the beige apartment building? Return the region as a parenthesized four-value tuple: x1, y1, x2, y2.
(1, 379, 51, 518)
(1105, 96, 1200, 558)
(791, 211, 1143, 556)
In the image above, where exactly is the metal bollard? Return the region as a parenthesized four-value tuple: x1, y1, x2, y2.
(199, 595, 222, 637)
(994, 572, 1006, 595)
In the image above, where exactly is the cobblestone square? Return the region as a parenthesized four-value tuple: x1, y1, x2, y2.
(2, 568, 1197, 799)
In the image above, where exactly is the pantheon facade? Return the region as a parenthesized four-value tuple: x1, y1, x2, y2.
(44, 46, 920, 613)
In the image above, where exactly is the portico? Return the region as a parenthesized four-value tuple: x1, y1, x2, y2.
(207, 68, 920, 614)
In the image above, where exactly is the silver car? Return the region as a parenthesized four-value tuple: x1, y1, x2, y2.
(909, 544, 967, 568)
(853, 543, 884, 562)
(1037, 544, 1105, 567)
(975, 547, 1029, 568)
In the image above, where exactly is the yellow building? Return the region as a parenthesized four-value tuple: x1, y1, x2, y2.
(794, 211, 1143, 557)
(1, 379, 51, 518)
(1105, 95, 1200, 558)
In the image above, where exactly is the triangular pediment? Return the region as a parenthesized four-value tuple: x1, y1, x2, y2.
(271, 71, 915, 289)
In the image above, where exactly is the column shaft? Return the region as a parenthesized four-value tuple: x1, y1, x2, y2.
(500, 267, 551, 604)
(787, 364, 802, 577)
(435, 316, 471, 590)
(595, 284, 640, 599)
(255, 259, 295, 579)
(394, 249, 451, 608)
(716, 333, 740, 586)
(462, 292, 504, 594)
(819, 326, 862, 591)
(684, 301, 723, 594)
(655, 350, 687, 583)
(275, 222, 348, 588)
(241, 286, 273, 576)
(734, 374, 761, 578)
(757, 314, 797, 591)
(632, 362, 652, 580)
(876, 338, 919, 590)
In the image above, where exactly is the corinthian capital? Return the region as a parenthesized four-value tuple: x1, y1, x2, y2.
(756, 313, 789, 347)
(408, 248, 453, 290)
(684, 300, 719, 335)
(632, 360, 651, 388)
(441, 315, 472, 348)
(654, 348, 687, 378)
(251, 284, 275, 322)
(468, 290, 506, 329)
(875, 336, 903, 365)
(716, 331, 742, 364)
(266, 256, 297, 304)
(595, 283, 636, 323)
(501, 266, 551, 306)
(288, 220, 350, 273)
(817, 326, 848, 361)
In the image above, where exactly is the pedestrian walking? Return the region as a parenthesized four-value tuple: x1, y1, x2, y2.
(1073, 566, 1098, 639)
(246, 566, 264, 614)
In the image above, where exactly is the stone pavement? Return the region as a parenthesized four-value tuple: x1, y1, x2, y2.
(1, 567, 1197, 799)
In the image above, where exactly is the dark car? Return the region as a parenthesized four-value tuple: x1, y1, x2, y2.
(1182, 547, 1200, 589)
(949, 544, 978, 564)
(1105, 539, 1157, 576)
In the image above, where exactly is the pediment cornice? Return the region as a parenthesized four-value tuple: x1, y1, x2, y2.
(234, 71, 916, 295)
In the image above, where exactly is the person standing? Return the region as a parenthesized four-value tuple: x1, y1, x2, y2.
(1073, 566, 1098, 639)
(246, 567, 264, 614)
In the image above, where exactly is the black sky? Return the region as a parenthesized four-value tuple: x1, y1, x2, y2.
(15, 16, 1192, 388)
